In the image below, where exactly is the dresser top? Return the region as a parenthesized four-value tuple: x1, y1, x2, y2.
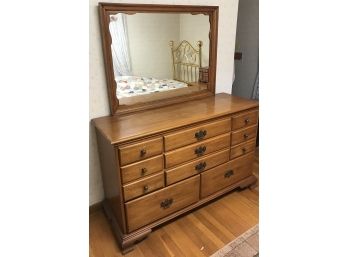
(92, 93, 259, 144)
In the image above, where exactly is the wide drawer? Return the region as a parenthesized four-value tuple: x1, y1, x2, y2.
(230, 139, 256, 160)
(201, 152, 254, 198)
(125, 175, 200, 232)
(166, 149, 230, 185)
(165, 133, 230, 168)
(118, 137, 163, 166)
(164, 118, 231, 151)
(120, 155, 164, 184)
(231, 109, 258, 130)
(231, 125, 258, 146)
(123, 172, 164, 202)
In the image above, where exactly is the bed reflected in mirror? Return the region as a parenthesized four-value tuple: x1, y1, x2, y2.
(108, 13, 210, 105)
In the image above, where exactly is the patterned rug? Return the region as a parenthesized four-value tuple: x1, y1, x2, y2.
(210, 224, 259, 257)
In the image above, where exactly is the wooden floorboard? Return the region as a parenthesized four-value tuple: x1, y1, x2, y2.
(90, 151, 259, 257)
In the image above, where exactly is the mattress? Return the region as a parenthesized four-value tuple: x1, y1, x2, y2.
(116, 76, 188, 99)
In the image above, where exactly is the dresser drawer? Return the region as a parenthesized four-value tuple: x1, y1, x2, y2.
(201, 153, 254, 198)
(120, 155, 163, 184)
(125, 175, 200, 232)
(230, 139, 256, 160)
(166, 149, 230, 185)
(123, 172, 164, 202)
(165, 133, 230, 168)
(231, 125, 257, 146)
(119, 137, 163, 166)
(232, 110, 258, 130)
(164, 118, 231, 151)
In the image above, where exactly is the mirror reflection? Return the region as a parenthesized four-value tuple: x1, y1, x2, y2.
(109, 13, 210, 104)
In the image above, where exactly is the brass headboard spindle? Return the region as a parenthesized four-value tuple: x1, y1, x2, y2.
(169, 40, 202, 84)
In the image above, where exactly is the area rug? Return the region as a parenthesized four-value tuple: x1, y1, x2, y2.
(210, 224, 259, 257)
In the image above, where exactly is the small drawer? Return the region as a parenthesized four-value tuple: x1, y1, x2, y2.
(119, 137, 163, 166)
(201, 153, 254, 198)
(125, 175, 200, 232)
(123, 173, 164, 202)
(121, 155, 163, 184)
(164, 118, 231, 151)
(165, 133, 230, 168)
(230, 139, 256, 160)
(166, 149, 230, 185)
(232, 110, 258, 130)
(231, 125, 257, 146)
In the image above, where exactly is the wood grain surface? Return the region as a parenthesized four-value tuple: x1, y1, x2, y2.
(164, 118, 231, 151)
(166, 149, 230, 185)
(120, 155, 164, 184)
(165, 133, 230, 168)
(125, 176, 200, 232)
(118, 137, 163, 166)
(231, 125, 258, 146)
(201, 153, 255, 198)
(92, 93, 259, 144)
(90, 187, 258, 257)
(123, 172, 165, 202)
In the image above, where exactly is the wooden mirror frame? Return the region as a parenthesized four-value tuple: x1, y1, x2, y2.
(99, 3, 219, 116)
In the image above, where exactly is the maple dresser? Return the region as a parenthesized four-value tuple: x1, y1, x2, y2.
(93, 93, 258, 253)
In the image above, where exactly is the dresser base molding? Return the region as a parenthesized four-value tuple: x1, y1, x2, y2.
(103, 201, 152, 254)
(103, 175, 256, 253)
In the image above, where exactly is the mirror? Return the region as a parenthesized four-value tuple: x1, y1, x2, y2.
(99, 4, 218, 115)
(110, 13, 209, 105)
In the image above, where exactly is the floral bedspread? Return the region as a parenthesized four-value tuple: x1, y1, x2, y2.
(116, 76, 188, 98)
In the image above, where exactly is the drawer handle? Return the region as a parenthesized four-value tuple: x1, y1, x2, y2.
(242, 148, 247, 153)
(141, 168, 147, 176)
(143, 185, 149, 193)
(224, 170, 234, 178)
(195, 129, 207, 140)
(243, 134, 249, 139)
(160, 198, 173, 209)
(195, 146, 206, 156)
(195, 161, 207, 172)
(244, 118, 250, 124)
(140, 148, 147, 157)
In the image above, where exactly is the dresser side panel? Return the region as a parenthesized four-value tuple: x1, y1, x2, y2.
(96, 130, 127, 233)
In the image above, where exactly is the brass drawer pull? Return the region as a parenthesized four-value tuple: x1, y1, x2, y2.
(244, 118, 250, 124)
(140, 148, 147, 157)
(243, 134, 249, 139)
(195, 146, 206, 156)
(141, 168, 147, 176)
(195, 129, 207, 140)
(195, 161, 207, 172)
(143, 185, 149, 193)
(160, 198, 173, 209)
(224, 170, 234, 178)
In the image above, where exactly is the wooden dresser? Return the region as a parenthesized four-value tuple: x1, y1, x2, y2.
(93, 93, 259, 253)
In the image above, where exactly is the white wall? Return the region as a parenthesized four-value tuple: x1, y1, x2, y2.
(127, 13, 180, 79)
(179, 14, 210, 67)
(89, 0, 239, 205)
(125, 13, 210, 79)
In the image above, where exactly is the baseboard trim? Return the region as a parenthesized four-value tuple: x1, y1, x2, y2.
(90, 201, 103, 214)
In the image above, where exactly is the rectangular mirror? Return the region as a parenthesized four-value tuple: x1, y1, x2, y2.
(99, 4, 218, 115)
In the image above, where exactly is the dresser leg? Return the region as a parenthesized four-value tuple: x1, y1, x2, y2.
(120, 228, 152, 254)
(238, 175, 257, 190)
(102, 201, 152, 253)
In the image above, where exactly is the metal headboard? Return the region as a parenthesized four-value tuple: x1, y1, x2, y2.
(169, 40, 202, 83)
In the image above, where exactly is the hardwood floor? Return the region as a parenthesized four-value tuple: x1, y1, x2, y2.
(90, 150, 259, 257)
